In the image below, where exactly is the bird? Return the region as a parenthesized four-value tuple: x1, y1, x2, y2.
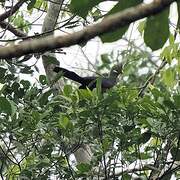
(53, 64, 123, 91)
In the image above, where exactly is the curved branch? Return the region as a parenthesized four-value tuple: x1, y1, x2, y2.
(0, 0, 176, 59)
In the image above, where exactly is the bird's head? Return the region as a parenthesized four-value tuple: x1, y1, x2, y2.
(109, 63, 123, 79)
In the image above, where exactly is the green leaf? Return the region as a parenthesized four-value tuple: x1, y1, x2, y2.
(20, 66, 33, 74)
(11, 82, 25, 98)
(0, 97, 12, 115)
(20, 169, 32, 179)
(101, 54, 111, 64)
(70, 0, 102, 18)
(39, 90, 53, 106)
(102, 137, 111, 152)
(76, 163, 91, 174)
(161, 43, 179, 64)
(42, 55, 59, 66)
(171, 147, 180, 161)
(123, 125, 135, 132)
(59, 116, 70, 130)
(20, 80, 31, 89)
(101, 0, 142, 42)
(138, 131, 151, 144)
(163, 99, 175, 109)
(0, 67, 6, 83)
(169, 33, 175, 45)
(36, 158, 50, 168)
(92, 8, 102, 21)
(27, 0, 36, 10)
(96, 78, 102, 99)
(162, 68, 176, 87)
(122, 173, 131, 180)
(39, 75, 47, 85)
(32, 111, 40, 122)
(140, 152, 151, 160)
(78, 89, 93, 100)
(173, 94, 180, 108)
(138, 20, 146, 35)
(63, 85, 73, 97)
(151, 88, 163, 99)
(144, 8, 170, 50)
(9, 100, 17, 117)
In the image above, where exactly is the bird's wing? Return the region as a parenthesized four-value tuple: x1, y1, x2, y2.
(101, 78, 115, 89)
(83, 76, 97, 90)
(84, 77, 115, 90)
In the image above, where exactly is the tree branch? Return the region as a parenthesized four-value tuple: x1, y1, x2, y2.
(0, 21, 27, 37)
(0, 0, 176, 59)
(138, 60, 167, 97)
(0, 0, 26, 22)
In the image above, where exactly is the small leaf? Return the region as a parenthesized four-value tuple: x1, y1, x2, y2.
(123, 125, 135, 132)
(9, 100, 17, 117)
(20, 66, 33, 74)
(42, 55, 59, 66)
(59, 116, 70, 130)
(138, 20, 146, 35)
(70, 0, 102, 18)
(162, 68, 176, 87)
(101, 54, 111, 64)
(20, 80, 31, 89)
(78, 89, 93, 100)
(163, 99, 175, 109)
(63, 85, 73, 97)
(102, 137, 111, 152)
(0, 97, 12, 115)
(39, 75, 47, 85)
(122, 173, 131, 180)
(169, 33, 175, 45)
(151, 88, 163, 99)
(0, 67, 7, 83)
(96, 78, 102, 99)
(27, 0, 36, 10)
(39, 90, 53, 106)
(32, 111, 40, 122)
(173, 95, 180, 108)
(138, 131, 151, 144)
(171, 147, 180, 161)
(76, 163, 91, 174)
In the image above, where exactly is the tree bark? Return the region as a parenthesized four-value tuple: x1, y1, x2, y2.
(41, 0, 93, 164)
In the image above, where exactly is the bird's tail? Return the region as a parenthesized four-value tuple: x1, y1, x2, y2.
(53, 67, 85, 84)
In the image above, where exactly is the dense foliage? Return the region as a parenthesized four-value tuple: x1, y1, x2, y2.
(0, 0, 179, 179)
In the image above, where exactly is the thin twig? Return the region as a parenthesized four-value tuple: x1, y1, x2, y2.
(138, 60, 167, 97)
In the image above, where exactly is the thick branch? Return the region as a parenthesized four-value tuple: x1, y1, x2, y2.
(0, 0, 26, 22)
(0, 0, 176, 59)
